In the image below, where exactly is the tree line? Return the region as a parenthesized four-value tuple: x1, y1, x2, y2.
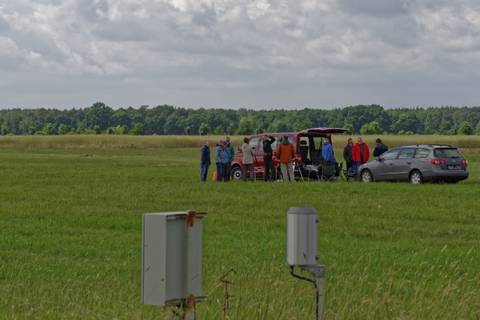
(1, 102, 480, 136)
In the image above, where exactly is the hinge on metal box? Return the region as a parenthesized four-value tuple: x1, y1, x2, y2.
(187, 210, 196, 227)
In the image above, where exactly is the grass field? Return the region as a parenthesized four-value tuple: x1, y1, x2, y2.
(0, 135, 479, 319)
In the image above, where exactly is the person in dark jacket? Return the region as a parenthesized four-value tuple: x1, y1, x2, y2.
(262, 135, 276, 181)
(373, 138, 388, 158)
(343, 138, 353, 171)
(200, 141, 211, 182)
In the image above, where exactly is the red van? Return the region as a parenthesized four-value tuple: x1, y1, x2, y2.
(230, 127, 347, 180)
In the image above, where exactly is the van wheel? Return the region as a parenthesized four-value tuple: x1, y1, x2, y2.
(231, 166, 242, 181)
(361, 169, 373, 183)
(409, 170, 423, 185)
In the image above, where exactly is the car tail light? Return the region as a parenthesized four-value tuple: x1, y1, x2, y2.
(462, 159, 468, 166)
(431, 159, 446, 165)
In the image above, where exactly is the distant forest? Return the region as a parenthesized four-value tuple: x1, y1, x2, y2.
(1, 103, 480, 136)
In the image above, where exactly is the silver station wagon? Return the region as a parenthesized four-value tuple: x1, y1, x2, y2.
(358, 145, 469, 184)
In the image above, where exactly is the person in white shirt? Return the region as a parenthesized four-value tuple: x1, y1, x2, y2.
(241, 137, 255, 181)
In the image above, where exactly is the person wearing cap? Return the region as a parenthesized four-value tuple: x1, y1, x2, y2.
(200, 141, 211, 182)
(277, 136, 295, 182)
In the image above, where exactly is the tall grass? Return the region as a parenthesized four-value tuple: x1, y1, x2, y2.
(1, 134, 480, 150)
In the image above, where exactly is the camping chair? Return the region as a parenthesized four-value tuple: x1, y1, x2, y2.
(304, 164, 320, 180)
(319, 161, 336, 181)
(293, 161, 304, 181)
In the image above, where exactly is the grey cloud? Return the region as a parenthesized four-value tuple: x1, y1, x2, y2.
(1, 0, 480, 109)
(339, 0, 410, 18)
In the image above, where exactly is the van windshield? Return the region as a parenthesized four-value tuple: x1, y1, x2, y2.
(434, 148, 461, 158)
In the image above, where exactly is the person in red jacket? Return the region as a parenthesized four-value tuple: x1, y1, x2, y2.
(352, 137, 370, 172)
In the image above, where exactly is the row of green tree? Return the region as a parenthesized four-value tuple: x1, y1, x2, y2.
(1, 103, 480, 136)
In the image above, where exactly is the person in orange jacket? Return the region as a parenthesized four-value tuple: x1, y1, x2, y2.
(277, 136, 295, 182)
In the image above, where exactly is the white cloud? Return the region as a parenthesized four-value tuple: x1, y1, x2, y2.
(1, 0, 480, 108)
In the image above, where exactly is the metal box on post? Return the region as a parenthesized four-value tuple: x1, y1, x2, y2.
(141, 211, 207, 307)
(287, 207, 318, 266)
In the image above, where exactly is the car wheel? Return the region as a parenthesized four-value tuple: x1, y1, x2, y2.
(231, 166, 242, 181)
(361, 169, 373, 183)
(409, 170, 423, 185)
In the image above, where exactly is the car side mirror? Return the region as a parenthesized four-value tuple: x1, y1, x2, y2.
(377, 157, 384, 162)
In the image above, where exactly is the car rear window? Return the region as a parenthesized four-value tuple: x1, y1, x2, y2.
(434, 148, 461, 158)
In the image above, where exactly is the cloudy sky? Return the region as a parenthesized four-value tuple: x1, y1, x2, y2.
(1, 0, 480, 109)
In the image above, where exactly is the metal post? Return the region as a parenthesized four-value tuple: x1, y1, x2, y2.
(296, 265, 325, 320)
(315, 274, 324, 320)
(184, 211, 197, 320)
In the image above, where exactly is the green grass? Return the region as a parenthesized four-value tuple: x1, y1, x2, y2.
(0, 136, 479, 319)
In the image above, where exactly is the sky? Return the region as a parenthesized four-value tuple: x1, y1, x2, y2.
(1, 0, 480, 109)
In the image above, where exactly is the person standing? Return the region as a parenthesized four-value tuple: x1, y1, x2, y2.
(262, 135, 276, 181)
(221, 141, 230, 181)
(343, 138, 353, 171)
(214, 140, 224, 182)
(277, 136, 295, 182)
(321, 137, 336, 163)
(241, 137, 255, 181)
(200, 141, 211, 182)
(352, 137, 370, 172)
(373, 138, 388, 158)
(224, 137, 235, 181)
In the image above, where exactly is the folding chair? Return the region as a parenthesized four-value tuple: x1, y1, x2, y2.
(320, 162, 336, 181)
(303, 164, 320, 181)
(293, 162, 304, 181)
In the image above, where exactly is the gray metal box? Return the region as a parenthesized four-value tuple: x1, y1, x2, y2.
(142, 212, 206, 306)
(287, 207, 318, 266)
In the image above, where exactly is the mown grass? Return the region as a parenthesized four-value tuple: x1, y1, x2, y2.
(0, 136, 479, 319)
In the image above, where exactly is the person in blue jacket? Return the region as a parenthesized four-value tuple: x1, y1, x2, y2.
(200, 141, 211, 182)
(322, 137, 340, 176)
(221, 141, 230, 181)
(214, 141, 224, 182)
(322, 137, 336, 163)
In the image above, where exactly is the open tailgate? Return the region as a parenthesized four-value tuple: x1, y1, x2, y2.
(298, 127, 348, 136)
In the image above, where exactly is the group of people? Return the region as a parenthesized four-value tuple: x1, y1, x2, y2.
(240, 135, 296, 182)
(200, 135, 296, 182)
(200, 137, 235, 182)
(200, 135, 389, 182)
(342, 137, 388, 172)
